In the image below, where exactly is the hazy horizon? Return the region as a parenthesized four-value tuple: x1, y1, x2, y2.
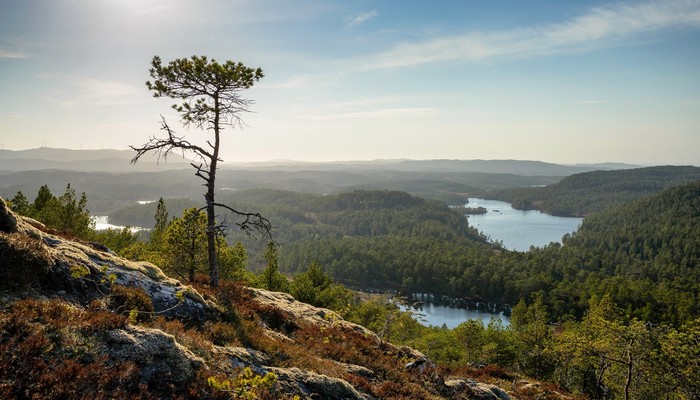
(0, 145, 659, 167)
(2, 1, 699, 166)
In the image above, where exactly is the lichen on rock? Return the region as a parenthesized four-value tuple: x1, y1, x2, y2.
(106, 325, 205, 384)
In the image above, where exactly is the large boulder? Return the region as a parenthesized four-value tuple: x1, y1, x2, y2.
(106, 325, 205, 384)
(267, 367, 373, 400)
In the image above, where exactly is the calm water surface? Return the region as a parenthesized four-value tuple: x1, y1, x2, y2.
(401, 198, 582, 328)
(398, 293, 510, 329)
(467, 198, 582, 251)
(92, 216, 147, 232)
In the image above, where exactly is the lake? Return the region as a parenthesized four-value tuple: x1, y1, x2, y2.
(466, 198, 582, 251)
(398, 293, 510, 329)
(92, 215, 147, 232)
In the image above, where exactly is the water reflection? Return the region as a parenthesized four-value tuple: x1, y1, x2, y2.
(467, 198, 582, 251)
(398, 293, 510, 329)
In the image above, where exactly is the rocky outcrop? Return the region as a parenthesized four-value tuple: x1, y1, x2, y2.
(0, 197, 214, 323)
(268, 367, 373, 400)
(446, 379, 511, 400)
(106, 325, 205, 383)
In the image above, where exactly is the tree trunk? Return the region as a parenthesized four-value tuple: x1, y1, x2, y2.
(207, 99, 221, 287)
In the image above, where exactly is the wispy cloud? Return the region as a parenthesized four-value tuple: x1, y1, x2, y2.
(43, 77, 144, 110)
(299, 107, 438, 121)
(365, 0, 700, 69)
(576, 100, 610, 104)
(0, 49, 28, 59)
(0, 39, 34, 59)
(345, 10, 379, 27)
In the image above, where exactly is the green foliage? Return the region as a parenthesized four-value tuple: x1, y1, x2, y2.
(657, 317, 700, 398)
(147, 56, 264, 125)
(9, 190, 30, 215)
(92, 227, 140, 255)
(163, 207, 208, 282)
(109, 198, 197, 228)
(510, 295, 556, 378)
(207, 367, 277, 399)
(258, 241, 288, 292)
(289, 261, 332, 306)
(551, 295, 659, 399)
(150, 197, 170, 249)
(219, 241, 251, 282)
(214, 184, 700, 326)
(18, 184, 95, 238)
(489, 165, 700, 217)
(109, 285, 155, 322)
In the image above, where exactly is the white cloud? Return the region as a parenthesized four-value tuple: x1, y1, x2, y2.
(364, 0, 700, 69)
(345, 10, 379, 27)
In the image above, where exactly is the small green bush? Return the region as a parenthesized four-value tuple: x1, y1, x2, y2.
(109, 285, 155, 322)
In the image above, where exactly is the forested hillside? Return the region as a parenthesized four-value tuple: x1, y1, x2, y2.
(105, 183, 700, 325)
(226, 185, 700, 325)
(488, 165, 700, 216)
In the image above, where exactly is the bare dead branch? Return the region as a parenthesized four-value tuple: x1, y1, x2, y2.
(213, 202, 273, 240)
(130, 116, 213, 165)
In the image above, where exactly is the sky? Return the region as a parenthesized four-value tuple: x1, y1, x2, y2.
(1, 0, 699, 166)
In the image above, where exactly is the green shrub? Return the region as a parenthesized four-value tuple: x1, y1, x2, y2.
(109, 285, 155, 322)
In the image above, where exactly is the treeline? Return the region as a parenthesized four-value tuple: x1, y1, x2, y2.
(487, 165, 700, 217)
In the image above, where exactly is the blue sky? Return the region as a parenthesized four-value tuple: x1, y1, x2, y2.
(1, 0, 699, 165)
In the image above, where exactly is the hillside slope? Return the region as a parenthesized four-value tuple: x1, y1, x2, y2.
(0, 199, 512, 399)
(488, 165, 700, 216)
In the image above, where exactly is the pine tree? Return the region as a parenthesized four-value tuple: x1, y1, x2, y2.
(150, 197, 169, 249)
(260, 241, 288, 292)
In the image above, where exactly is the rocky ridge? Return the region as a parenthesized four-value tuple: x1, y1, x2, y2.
(0, 198, 511, 399)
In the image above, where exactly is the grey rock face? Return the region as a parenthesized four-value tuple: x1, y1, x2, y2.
(106, 325, 205, 383)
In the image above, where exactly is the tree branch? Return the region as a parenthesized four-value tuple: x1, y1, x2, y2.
(130, 116, 213, 165)
(213, 202, 273, 240)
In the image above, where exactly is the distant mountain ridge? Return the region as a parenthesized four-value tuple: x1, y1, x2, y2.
(0, 148, 191, 172)
(1, 148, 640, 175)
(224, 157, 640, 176)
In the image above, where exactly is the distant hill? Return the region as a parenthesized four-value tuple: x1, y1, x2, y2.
(0, 147, 191, 172)
(488, 165, 700, 216)
(224, 158, 639, 176)
(0, 147, 644, 213)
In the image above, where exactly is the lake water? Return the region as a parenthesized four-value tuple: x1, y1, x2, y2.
(92, 215, 147, 232)
(466, 198, 582, 251)
(398, 293, 510, 329)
